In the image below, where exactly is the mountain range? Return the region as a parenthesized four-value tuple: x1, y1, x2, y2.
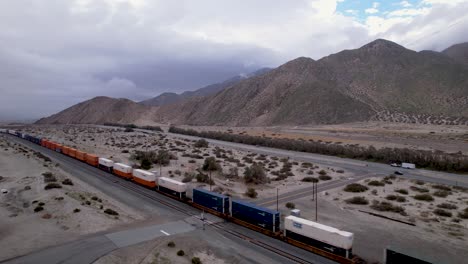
(36, 39, 468, 126)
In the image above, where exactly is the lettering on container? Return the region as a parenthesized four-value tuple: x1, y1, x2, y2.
(293, 222, 302, 229)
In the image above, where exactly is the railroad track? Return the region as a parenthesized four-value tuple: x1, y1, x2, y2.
(9, 135, 318, 264)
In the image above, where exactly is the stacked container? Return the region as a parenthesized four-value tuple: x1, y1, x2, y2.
(85, 154, 99, 167)
(132, 169, 156, 188)
(62, 146, 70, 155)
(158, 177, 187, 199)
(55, 144, 63, 153)
(231, 200, 280, 232)
(192, 188, 230, 214)
(98, 158, 114, 172)
(113, 163, 132, 179)
(68, 148, 77, 158)
(75, 150, 86, 161)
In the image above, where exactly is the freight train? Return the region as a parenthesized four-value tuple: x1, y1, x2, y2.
(1, 129, 355, 263)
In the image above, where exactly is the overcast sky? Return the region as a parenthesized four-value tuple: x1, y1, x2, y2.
(1, 0, 467, 121)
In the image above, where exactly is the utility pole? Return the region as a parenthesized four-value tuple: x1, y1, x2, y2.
(315, 182, 318, 222)
(209, 170, 212, 191)
(276, 188, 279, 212)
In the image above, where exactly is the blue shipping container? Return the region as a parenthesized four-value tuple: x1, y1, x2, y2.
(193, 188, 229, 214)
(231, 200, 280, 232)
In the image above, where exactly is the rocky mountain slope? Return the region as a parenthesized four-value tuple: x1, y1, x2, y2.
(139, 68, 271, 106)
(37, 39, 468, 126)
(443, 42, 468, 66)
(35, 97, 156, 125)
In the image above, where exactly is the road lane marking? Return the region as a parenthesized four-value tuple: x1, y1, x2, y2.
(160, 230, 170, 236)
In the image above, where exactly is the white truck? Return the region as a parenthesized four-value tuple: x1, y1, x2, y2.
(401, 163, 416, 169)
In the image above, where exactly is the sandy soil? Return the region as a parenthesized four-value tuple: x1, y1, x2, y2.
(179, 122, 468, 154)
(0, 135, 144, 261)
(18, 125, 350, 202)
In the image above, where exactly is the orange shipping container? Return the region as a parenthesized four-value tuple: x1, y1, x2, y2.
(85, 153, 99, 166)
(62, 146, 70, 155)
(76, 150, 86, 161)
(68, 148, 77, 158)
(49, 142, 56, 150)
(40, 139, 47, 147)
(55, 144, 63, 152)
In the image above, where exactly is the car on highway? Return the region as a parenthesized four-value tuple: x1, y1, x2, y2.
(394, 171, 404, 175)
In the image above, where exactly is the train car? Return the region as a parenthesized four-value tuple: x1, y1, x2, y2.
(132, 169, 156, 188)
(113, 163, 132, 179)
(68, 148, 77, 158)
(40, 139, 47, 147)
(7, 130, 16, 135)
(75, 150, 86, 161)
(55, 144, 63, 153)
(85, 153, 99, 167)
(0, 128, 6, 133)
(62, 146, 70, 156)
(98, 158, 114, 172)
(284, 216, 354, 259)
(49, 142, 56, 150)
(158, 177, 187, 199)
(231, 200, 280, 232)
(192, 188, 230, 214)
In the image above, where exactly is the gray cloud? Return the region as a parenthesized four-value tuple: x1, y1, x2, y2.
(0, 0, 467, 121)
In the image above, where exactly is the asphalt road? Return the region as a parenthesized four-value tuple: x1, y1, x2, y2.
(167, 132, 468, 189)
(3, 135, 334, 264)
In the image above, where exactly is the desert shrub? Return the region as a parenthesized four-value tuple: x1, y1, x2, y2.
(432, 185, 451, 191)
(414, 180, 425, 185)
(62, 179, 73, 185)
(104, 208, 119, 215)
(437, 203, 457, 210)
(192, 257, 202, 264)
(434, 190, 451, 198)
(345, 196, 369, 205)
(336, 169, 344, 173)
(370, 201, 406, 215)
(73, 208, 80, 213)
(285, 202, 295, 209)
(38, 202, 45, 206)
(433, 209, 452, 217)
(177, 250, 185, 256)
(196, 173, 213, 184)
(226, 167, 239, 179)
(458, 208, 468, 219)
(44, 183, 62, 190)
(414, 194, 434, 201)
(182, 173, 195, 183)
(371, 189, 378, 195)
(202, 157, 220, 171)
(121, 150, 129, 153)
(42, 172, 57, 183)
(140, 158, 151, 170)
(194, 139, 209, 148)
(167, 241, 175, 247)
(24, 185, 31, 190)
(188, 159, 196, 163)
(245, 188, 258, 198)
(318, 175, 332, 181)
(124, 128, 134, 132)
(395, 189, 408, 195)
(301, 177, 318, 183)
(34, 206, 44, 212)
(344, 183, 368, 193)
(368, 180, 385, 187)
(244, 164, 267, 184)
(386, 195, 406, 202)
(318, 170, 327, 176)
(410, 186, 429, 193)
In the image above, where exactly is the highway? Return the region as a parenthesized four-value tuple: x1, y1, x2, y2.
(3, 135, 335, 264)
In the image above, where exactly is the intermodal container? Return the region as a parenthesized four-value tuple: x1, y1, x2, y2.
(284, 216, 353, 258)
(98, 158, 114, 172)
(49, 142, 56, 150)
(132, 169, 156, 188)
(62, 146, 70, 155)
(231, 200, 280, 232)
(40, 139, 47, 147)
(55, 144, 63, 153)
(193, 188, 230, 214)
(158, 177, 187, 199)
(0, 128, 6, 133)
(85, 154, 99, 167)
(75, 150, 86, 161)
(113, 163, 132, 179)
(68, 148, 77, 158)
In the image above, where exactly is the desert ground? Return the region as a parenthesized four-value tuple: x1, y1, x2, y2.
(2, 124, 468, 263)
(179, 122, 468, 154)
(0, 134, 144, 261)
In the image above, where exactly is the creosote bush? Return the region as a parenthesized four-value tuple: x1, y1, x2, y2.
(395, 189, 408, 195)
(368, 180, 385, 187)
(301, 177, 318, 183)
(286, 202, 295, 209)
(414, 194, 434, 201)
(192, 257, 202, 264)
(244, 164, 268, 184)
(318, 175, 332, 181)
(177, 250, 185, 256)
(245, 188, 258, 198)
(194, 139, 209, 148)
(44, 183, 62, 190)
(167, 241, 175, 248)
(62, 179, 73, 185)
(345, 196, 369, 205)
(437, 203, 457, 210)
(433, 209, 452, 217)
(370, 200, 406, 216)
(104, 208, 119, 216)
(344, 183, 368, 193)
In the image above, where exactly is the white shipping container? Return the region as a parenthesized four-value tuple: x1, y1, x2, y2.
(158, 177, 187, 193)
(133, 169, 156, 182)
(285, 216, 353, 250)
(8, 130, 16, 135)
(114, 163, 132, 173)
(98, 158, 114, 168)
(0, 129, 6, 133)
(402, 163, 416, 169)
